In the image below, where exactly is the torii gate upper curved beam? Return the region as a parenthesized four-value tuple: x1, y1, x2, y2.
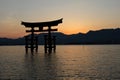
(21, 18, 63, 27)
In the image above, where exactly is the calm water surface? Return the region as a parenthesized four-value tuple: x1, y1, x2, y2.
(0, 45, 120, 80)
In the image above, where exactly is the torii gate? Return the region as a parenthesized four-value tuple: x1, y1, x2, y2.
(21, 18, 63, 54)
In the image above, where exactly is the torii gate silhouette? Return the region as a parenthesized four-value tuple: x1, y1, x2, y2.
(21, 18, 63, 54)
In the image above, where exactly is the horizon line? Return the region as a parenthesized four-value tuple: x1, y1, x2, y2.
(0, 27, 120, 39)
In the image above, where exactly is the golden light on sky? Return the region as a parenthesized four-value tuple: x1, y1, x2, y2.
(0, 0, 120, 38)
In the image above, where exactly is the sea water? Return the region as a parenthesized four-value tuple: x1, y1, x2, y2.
(0, 45, 120, 80)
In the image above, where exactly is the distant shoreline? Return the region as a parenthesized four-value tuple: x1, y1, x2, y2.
(0, 44, 120, 46)
(1, 28, 120, 45)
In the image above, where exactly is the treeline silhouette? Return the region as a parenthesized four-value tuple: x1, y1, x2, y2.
(0, 28, 120, 45)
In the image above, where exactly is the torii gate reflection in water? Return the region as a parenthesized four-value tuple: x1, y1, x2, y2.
(21, 18, 63, 54)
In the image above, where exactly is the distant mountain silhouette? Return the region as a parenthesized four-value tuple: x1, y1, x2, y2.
(0, 28, 120, 45)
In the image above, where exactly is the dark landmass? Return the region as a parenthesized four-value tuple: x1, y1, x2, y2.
(0, 28, 120, 45)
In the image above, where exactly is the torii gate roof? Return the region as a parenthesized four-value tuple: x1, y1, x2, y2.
(21, 18, 63, 27)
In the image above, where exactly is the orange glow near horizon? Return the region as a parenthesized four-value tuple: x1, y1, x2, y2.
(0, 16, 120, 39)
(0, 21, 120, 39)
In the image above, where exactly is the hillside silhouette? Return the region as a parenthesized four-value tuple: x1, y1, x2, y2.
(0, 28, 120, 45)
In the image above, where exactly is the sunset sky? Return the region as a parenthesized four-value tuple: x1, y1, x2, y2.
(0, 0, 120, 38)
